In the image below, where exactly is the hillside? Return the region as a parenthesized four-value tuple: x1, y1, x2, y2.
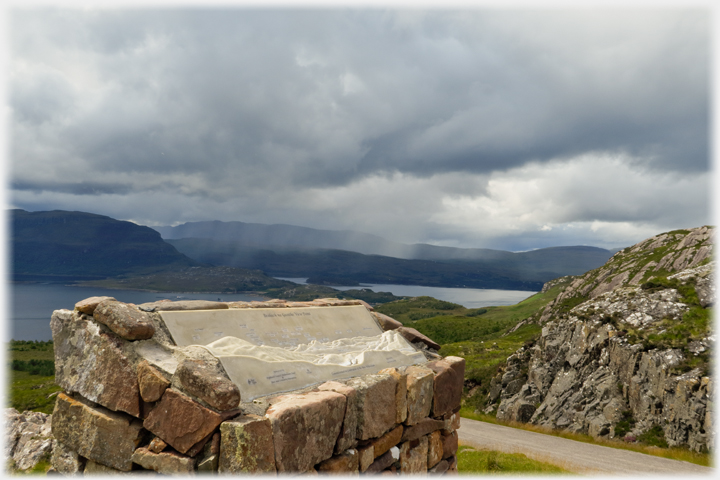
(486, 227, 713, 452)
(165, 237, 612, 290)
(11, 209, 198, 280)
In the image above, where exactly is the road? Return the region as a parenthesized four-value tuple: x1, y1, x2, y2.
(457, 417, 714, 475)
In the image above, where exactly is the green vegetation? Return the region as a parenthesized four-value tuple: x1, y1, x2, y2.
(376, 283, 569, 414)
(613, 411, 636, 439)
(7, 341, 60, 415)
(457, 446, 569, 474)
(638, 425, 669, 448)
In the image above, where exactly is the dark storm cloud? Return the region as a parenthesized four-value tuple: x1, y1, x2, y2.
(8, 7, 710, 248)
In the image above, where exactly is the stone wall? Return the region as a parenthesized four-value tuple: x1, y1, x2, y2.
(48, 296, 463, 474)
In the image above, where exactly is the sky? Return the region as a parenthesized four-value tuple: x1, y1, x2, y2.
(5, 5, 713, 252)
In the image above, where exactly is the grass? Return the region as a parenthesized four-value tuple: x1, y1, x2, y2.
(459, 408, 712, 467)
(7, 341, 60, 415)
(457, 445, 569, 474)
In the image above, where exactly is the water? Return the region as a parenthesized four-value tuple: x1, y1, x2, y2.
(8, 283, 265, 341)
(274, 278, 536, 309)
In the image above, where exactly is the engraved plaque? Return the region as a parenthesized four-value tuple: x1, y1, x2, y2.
(160, 306, 426, 400)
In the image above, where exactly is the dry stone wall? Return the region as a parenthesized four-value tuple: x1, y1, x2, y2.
(48, 296, 463, 475)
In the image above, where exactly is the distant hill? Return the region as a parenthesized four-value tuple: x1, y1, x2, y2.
(156, 220, 612, 266)
(11, 209, 198, 281)
(165, 237, 613, 291)
(155, 220, 513, 260)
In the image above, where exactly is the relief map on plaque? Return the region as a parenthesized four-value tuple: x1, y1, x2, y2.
(159, 305, 427, 400)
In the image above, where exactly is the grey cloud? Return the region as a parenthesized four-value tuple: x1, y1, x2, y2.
(8, 8, 711, 250)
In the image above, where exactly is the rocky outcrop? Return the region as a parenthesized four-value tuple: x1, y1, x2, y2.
(490, 227, 714, 453)
(5, 409, 54, 473)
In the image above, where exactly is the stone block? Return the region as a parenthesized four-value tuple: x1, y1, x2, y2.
(447, 455, 458, 474)
(358, 444, 374, 473)
(427, 430, 443, 468)
(316, 449, 359, 474)
(175, 359, 241, 411)
(370, 424, 403, 459)
(197, 433, 221, 473)
(426, 356, 465, 417)
(266, 391, 346, 473)
(218, 414, 276, 473)
(84, 459, 122, 474)
(443, 412, 461, 434)
(75, 296, 116, 315)
(428, 458, 449, 474)
(405, 365, 434, 425)
(345, 374, 397, 440)
(51, 441, 84, 475)
(138, 300, 230, 312)
(378, 367, 408, 424)
(94, 300, 155, 340)
(131, 447, 196, 474)
(147, 437, 167, 453)
(317, 380, 359, 452)
(400, 436, 428, 474)
(372, 312, 403, 330)
(441, 431, 458, 459)
(51, 310, 141, 417)
(52, 393, 143, 472)
(397, 326, 440, 350)
(143, 388, 223, 455)
(138, 360, 171, 402)
(401, 417, 444, 442)
(365, 449, 397, 474)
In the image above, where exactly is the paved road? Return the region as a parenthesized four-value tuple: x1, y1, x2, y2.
(457, 417, 714, 475)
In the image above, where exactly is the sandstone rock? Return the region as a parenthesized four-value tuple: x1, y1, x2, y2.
(316, 449, 359, 473)
(372, 312, 403, 330)
(143, 388, 223, 455)
(75, 296, 116, 314)
(147, 437, 167, 453)
(317, 380, 359, 452)
(358, 444, 374, 473)
(138, 360, 171, 402)
(218, 414, 276, 473)
(266, 391, 346, 472)
(94, 300, 155, 340)
(401, 417, 444, 442)
(138, 300, 230, 312)
(175, 359, 241, 411)
(345, 374, 397, 440)
(405, 365, 434, 425)
(379, 367, 408, 424)
(441, 431, 458, 459)
(52, 309, 141, 417)
(447, 455, 458, 474)
(427, 430, 443, 468)
(400, 436, 428, 474)
(131, 447, 196, 474)
(52, 393, 143, 471)
(51, 440, 84, 475)
(370, 424, 403, 458)
(196, 432, 220, 473)
(427, 356, 465, 418)
(397, 326, 440, 350)
(83, 459, 122, 474)
(428, 458, 449, 474)
(365, 449, 397, 474)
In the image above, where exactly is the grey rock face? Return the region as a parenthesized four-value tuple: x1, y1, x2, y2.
(492, 228, 714, 452)
(5, 408, 54, 472)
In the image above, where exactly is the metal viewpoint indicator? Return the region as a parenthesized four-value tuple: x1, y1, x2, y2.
(160, 305, 426, 400)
